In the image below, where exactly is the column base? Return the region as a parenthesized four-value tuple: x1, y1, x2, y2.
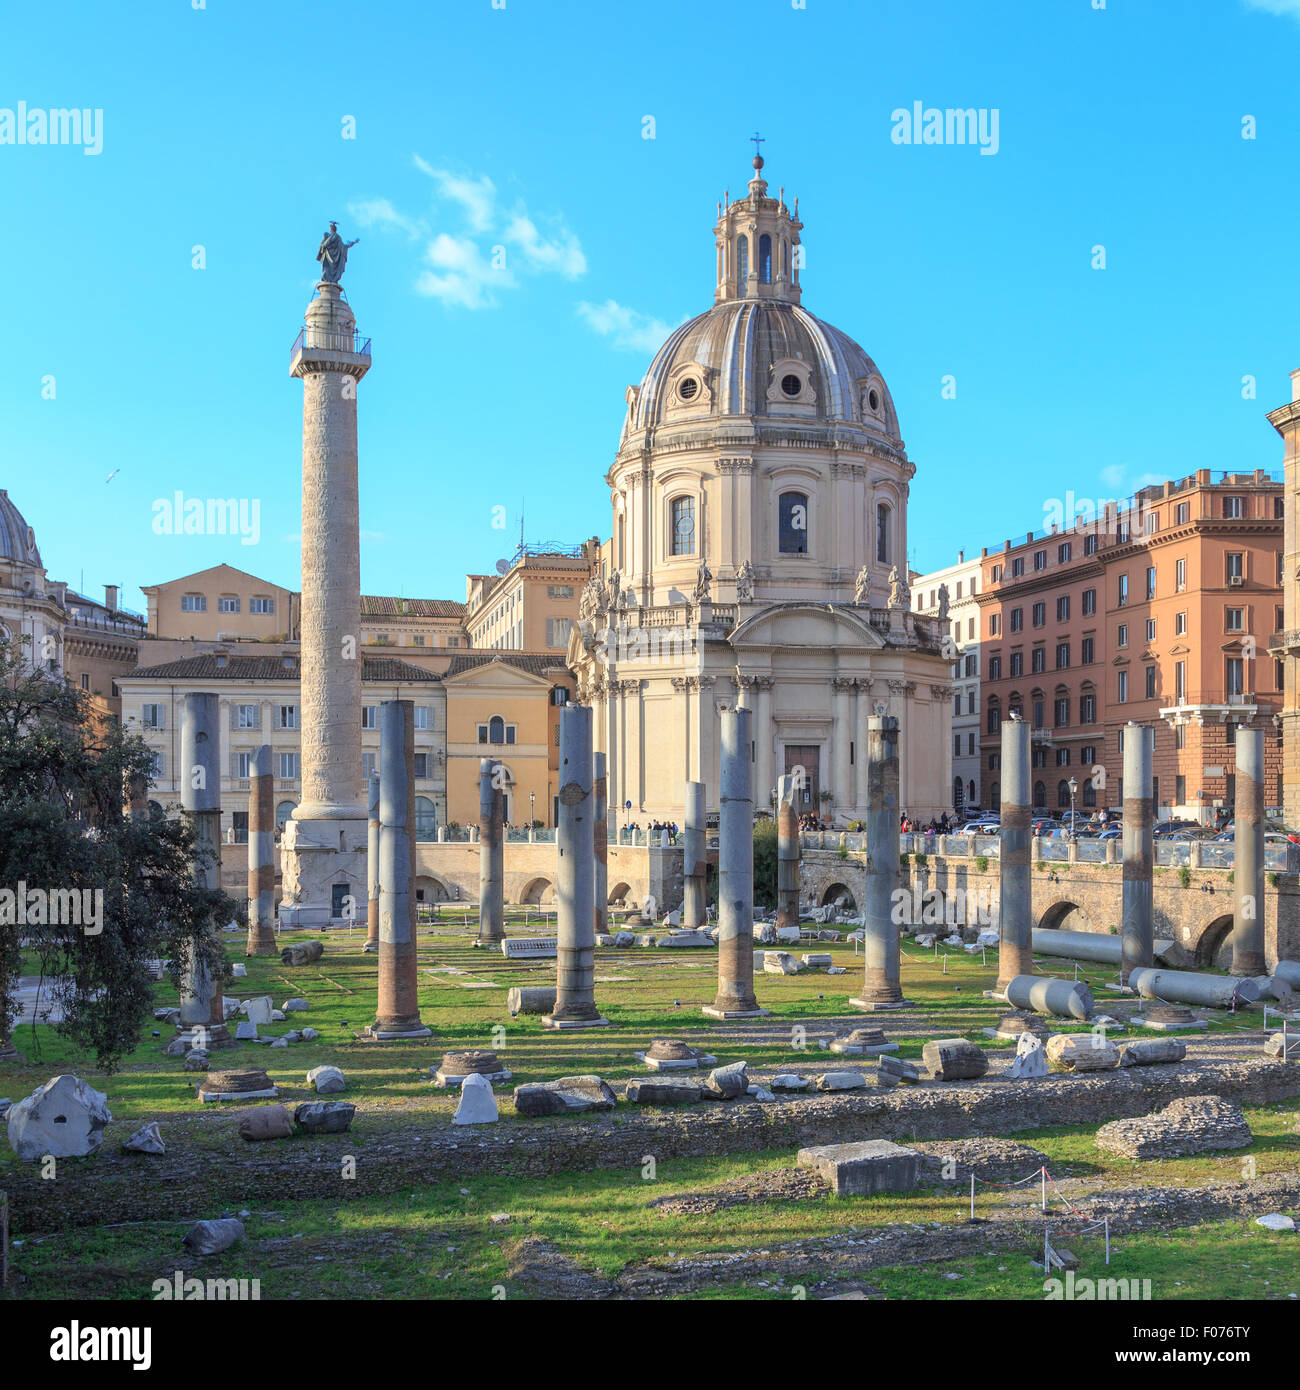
(362, 941, 379, 954)
(1229, 957, 1267, 978)
(848, 997, 913, 1012)
(245, 932, 279, 957)
(701, 1005, 772, 1019)
(364, 1021, 432, 1041)
(175, 1023, 236, 1050)
(540, 1015, 611, 1030)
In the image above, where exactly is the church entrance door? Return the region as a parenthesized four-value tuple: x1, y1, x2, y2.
(783, 745, 820, 813)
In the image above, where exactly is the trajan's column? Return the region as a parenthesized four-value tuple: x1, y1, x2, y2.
(280, 223, 371, 927)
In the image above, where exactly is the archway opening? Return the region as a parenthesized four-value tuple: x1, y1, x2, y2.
(520, 876, 555, 906)
(1196, 914, 1234, 970)
(821, 883, 856, 912)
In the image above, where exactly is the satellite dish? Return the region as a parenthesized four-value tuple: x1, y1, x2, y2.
(494, 559, 509, 576)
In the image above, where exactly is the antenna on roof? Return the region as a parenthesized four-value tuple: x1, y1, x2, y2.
(495, 559, 509, 576)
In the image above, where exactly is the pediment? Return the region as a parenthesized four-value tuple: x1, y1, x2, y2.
(730, 602, 888, 651)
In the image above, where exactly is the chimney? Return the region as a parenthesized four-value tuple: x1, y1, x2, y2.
(958, 549, 965, 563)
(105, 584, 119, 612)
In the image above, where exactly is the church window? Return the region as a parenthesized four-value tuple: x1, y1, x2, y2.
(868, 388, 880, 412)
(781, 374, 802, 397)
(678, 377, 699, 401)
(736, 235, 748, 291)
(876, 504, 890, 564)
(759, 234, 772, 283)
(778, 491, 809, 554)
(671, 496, 695, 556)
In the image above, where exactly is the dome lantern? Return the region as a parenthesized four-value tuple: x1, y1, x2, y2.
(714, 141, 803, 307)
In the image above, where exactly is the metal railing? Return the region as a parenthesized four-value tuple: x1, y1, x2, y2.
(290, 327, 372, 361)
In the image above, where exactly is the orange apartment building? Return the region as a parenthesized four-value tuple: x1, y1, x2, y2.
(976, 469, 1283, 823)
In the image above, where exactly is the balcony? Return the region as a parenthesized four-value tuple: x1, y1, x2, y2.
(289, 326, 372, 375)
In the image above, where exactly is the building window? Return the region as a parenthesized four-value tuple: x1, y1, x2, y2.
(551, 686, 570, 706)
(362, 706, 377, 730)
(1033, 699, 1045, 729)
(1056, 642, 1070, 669)
(1010, 652, 1023, 677)
(1145, 566, 1156, 600)
(1117, 670, 1128, 703)
(1054, 697, 1069, 727)
(1033, 780, 1047, 808)
(218, 595, 240, 613)
(1032, 647, 1045, 674)
(964, 654, 977, 677)
(954, 733, 962, 757)
(413, 753, 428, 779)
(1058, 542, 1072, 563)
(234, 704, 259, 730)
(251, 596, 274, 614)
(758, 233, 772, 283)
(1117, 574, 1128, 607)
(1175, 558, 1186, 592)
(670, 496, 695, 556)
(968, 690, 976, 715)
(546, 617, 571, 648)
(1056, 748, 1071, 766)
(1146, 618, 1155, 641)
(1145, 665, 1157, 699)
(736, 233, 748, 290)
(1175, 501, 1189, 525)
(413, 706, 430, 730)
(447, 636, 461, 649)
(1116, 519, 1130, 544)
(277, 705, 297, 730)
(1081, 636, 1094, 665)
(987, 699, 1001, 734)
(954, 691, 962, 716)
(1223, 495, 1244, 519)
(1082, 588, 1096, 616)
(1226, 552, 1243, 582)
(1175, 611, 1187, 635)
(362, 752, 376, 778)
(1057, 595, 1070, 621)
(1032, 602, 1046, 627)
(990, 614, 1001, 636)
(1117, 623, 1128, 648)
(1226, 657, 1244, 701)
(279, 752, 297, 780)
(546, 584, 575, 599)
(991, 564, 1003, 582)
(989, 657, 1002, 680)
(232, 811, 249, 844)
(410, 635, 425, 647)
(1057, 780, 1071, 809)
(1084, 533, 1099, 556)
(1011, 607, 1023, 632)
(1012, 557, 1025, 578)
(1175, 660, 1186, 700)
(1144, 511, 1160, 534)
(141, 703, 164, 729)
(1225, 607, 1243, 632)
(181, 594, 206, 612)
(1082, 780, 1097, 807)
(1175, 723, 1186, 749)
(1034, 549, 1047, 571)
(234, 752, 252, 779)
(778, 491, 809, 554)
(415, 795, 438, 841)
(1080, 693, 1096, 724)
(876, 504, 890, 564)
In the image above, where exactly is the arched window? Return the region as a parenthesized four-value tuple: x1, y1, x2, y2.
(415, 796, 438, 841)
(275, 800, 296, 828)
(670, 496, 695, 556)
(991, 782, 1000, 812)
(876, 503, 890, 564)
(759, 234, 772, 284)
(1033, 780, 1047, 809)
(489, 715, 505, 744)
(1082, 780, 1097, 807)
(986, 697, 1001, 736)
(778, 491, 809, 554)
(1057, 780, 1071, 808)
(968, 779, 976, 804)
(736, 235, 749, 292)
(953, 776, 964, 810)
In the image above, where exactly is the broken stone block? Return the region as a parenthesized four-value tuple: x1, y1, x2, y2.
(6, 1074, 112, 1161)
(300, 1028, 319, 1041)
(241, 996, 274, 1025)
(641, 1039, 715, 1072)
(121, 1121, 165, 1155)
(183, 1049, 210, 1072)
(1263, 1033, 1296, 1060)
(1095, 1095, 1252, 1160)
(182, 1218, 244, 1256)
(512, 1075, 617, 1117)
(624, 1079, 703, 1104)
(198, 1068, 278, 1103)
(1119, 1038, 1187, 1067)
(238, 1104, 293, 1142)
(801, 953, 833, 968)
(702, 1060, 749, 1099)
(797, 1140, 920, 1196)
(763, 951, 801, 975)
(877, 1055, 921, 1086)
(1007, 1032, 1048, 1080)
(433, 1050, 511, 1088)
(230, 963, 247, 978)
(506, 986, 557, 1016)
(1256, 1213, 1296, 1231)
(657, 931, 712, 948)
(769, 1074, 811, 1091)
(280, 941, 325, 966)
(816, 1071, 867, 1091)
(452, 1073, 498, 1125)
(830, 1027, 898, 1057)
(306, 1065, 346, 1094)
(234, 1021, 259, 1042)
(1045, 1034, 1120, 1073)
(922, 1038, 989, 1081)
(293, 1101, 356, 1134)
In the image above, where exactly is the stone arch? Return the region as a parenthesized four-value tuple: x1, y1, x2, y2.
(609, 880, 632, 906)
(415, 873, 451, 904)
(821, 882, 856, 911)
(520, 876, 555, 906)
(1196, 913, 1234, 970)
(1037, 898, 1096, 934)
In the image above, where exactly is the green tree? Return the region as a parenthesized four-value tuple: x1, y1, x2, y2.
(0, 639, 242, 1070)
(752, 819, 778, 908)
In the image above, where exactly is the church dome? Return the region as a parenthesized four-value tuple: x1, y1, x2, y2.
(0, 489, 42, 567)
(627, 298, 901, 439)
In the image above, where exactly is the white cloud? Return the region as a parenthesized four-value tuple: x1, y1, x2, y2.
(1242, 0, 1300, 17)
(413, 157, 497, 232)
(577, 299, 681, 354)
(1098, 464, 1165, 495)
(504, 213, 586, 278)
(348, 198, 425, 240)
(415, 233, 517, 309)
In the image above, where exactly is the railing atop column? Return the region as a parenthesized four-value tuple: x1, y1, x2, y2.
(290, 326, 372, 362)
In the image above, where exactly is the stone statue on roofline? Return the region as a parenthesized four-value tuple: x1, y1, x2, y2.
(317, 222, 359, 285)
(693, 560, 713, 604)
(853, 564, 871, 605)
(735, 559, 755, 602)
(936, 582, 950, 622)
(888, 564, 909, 611)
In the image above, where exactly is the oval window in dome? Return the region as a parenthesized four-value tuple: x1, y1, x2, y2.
(781, 374, 802, 397)
(678, 377, 699, 401)
(868, 388, 880, 412)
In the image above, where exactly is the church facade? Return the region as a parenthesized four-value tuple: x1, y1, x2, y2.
(568, 156, 953, 825)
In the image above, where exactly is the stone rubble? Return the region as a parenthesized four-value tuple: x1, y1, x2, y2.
(1094, 1095, 1253, 1160)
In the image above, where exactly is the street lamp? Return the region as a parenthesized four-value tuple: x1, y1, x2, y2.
(1067, 776, 1079, 838)
(529, 790, 535, 828)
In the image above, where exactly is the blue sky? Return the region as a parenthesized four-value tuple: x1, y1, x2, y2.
(3, 0, 1299, 614)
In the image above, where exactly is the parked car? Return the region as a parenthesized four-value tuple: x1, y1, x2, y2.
(1098, 826, 1122, 841)
(960, 821, 999, 836)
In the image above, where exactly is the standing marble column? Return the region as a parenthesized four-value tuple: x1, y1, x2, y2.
(477, 758, 505, 945)
(682, 780, 707, 927)
(832, 677, 853, 819)
(1121, 722, 1154, 983)
(246, 744, 277, 955)
(594, 751, 609, 938)
(370, 700, 431, 1039)
(855, 680, 872, 817)
(755, 678, 774, 816)
(177, 693, 232, 1049)
(775, 774, 801, 931)
(996, 713, 1034, 990)
(364, 770, 380, 953)
(704, 706, 769, 1018)
(1231, 727, 1267, 976)
(544, 704, 608, 1028)
(851, 716, 908, 1009)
